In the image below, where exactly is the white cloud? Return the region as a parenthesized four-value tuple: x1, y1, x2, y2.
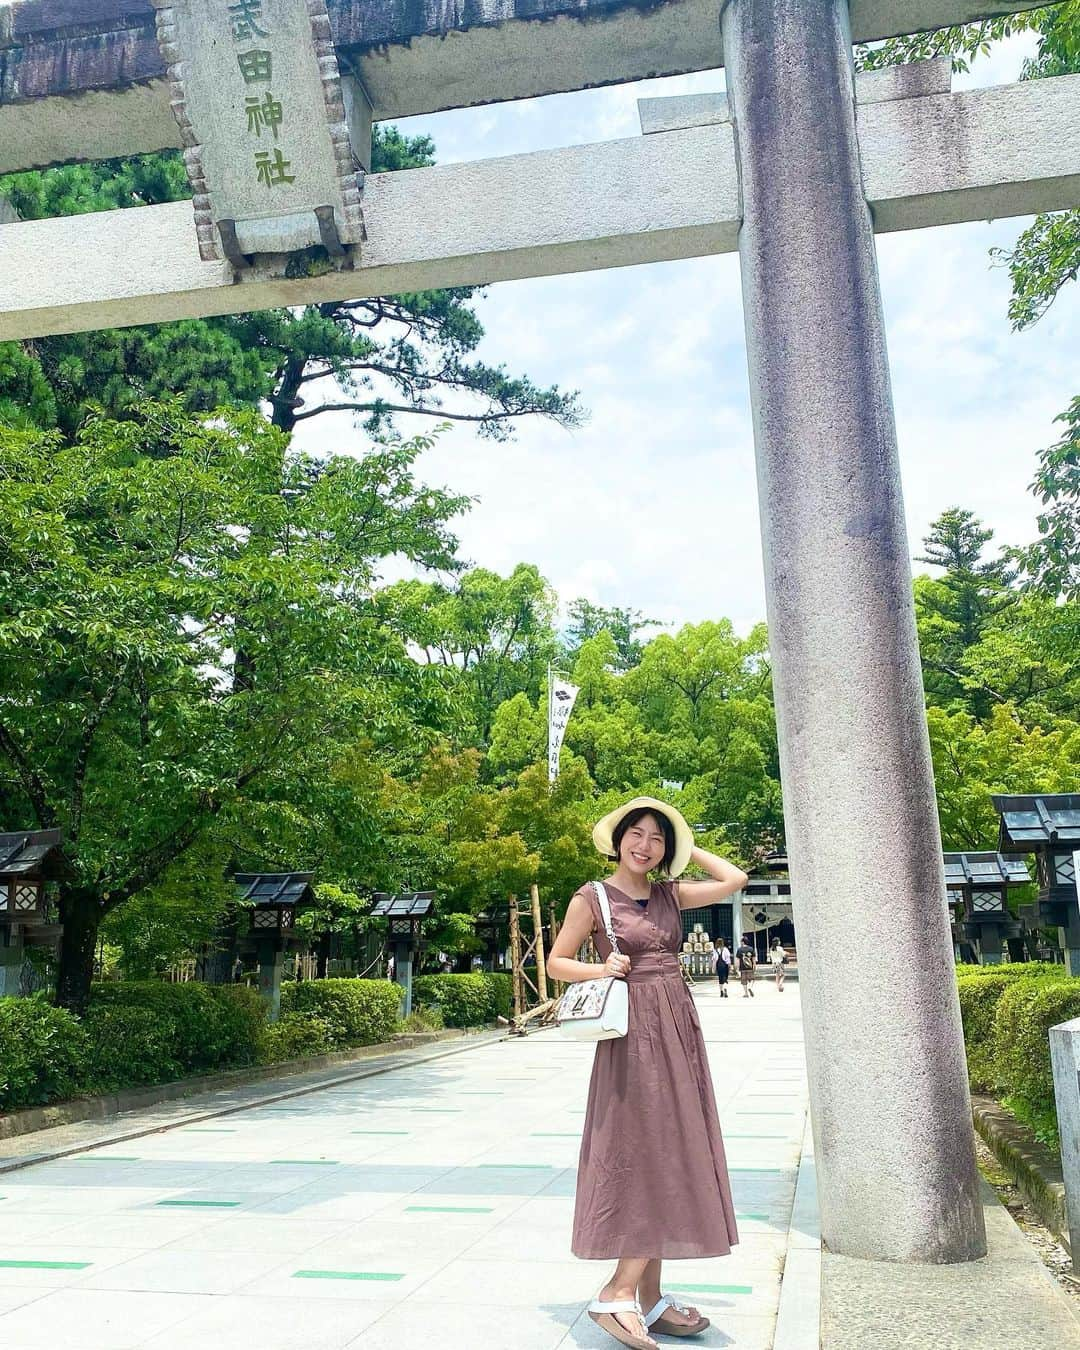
(295, 34, 1077, 636)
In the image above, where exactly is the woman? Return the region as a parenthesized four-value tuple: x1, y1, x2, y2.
(547, 797, 748, 1350)
(769, 936, 787, 992)
(715, 938, 732, 997)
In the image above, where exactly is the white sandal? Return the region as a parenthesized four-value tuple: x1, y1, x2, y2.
(644, 1293, 710, 1337)
(587, 1296, 658, 1349)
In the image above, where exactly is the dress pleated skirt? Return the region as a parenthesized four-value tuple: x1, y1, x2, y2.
(571, 950, 740, 1259)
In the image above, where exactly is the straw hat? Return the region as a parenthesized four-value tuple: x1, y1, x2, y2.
(592, 796, 695, 878)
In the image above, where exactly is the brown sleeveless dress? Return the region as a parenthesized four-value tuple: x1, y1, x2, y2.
(570, 879, 740, 1259)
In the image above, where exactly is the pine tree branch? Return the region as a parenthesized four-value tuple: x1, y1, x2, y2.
(292, 401, 527, 426)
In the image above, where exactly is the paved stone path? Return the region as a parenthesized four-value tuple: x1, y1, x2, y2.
(0, 979, 809, 1349)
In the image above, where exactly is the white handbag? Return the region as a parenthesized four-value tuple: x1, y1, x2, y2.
(555, 881, 629, 1042)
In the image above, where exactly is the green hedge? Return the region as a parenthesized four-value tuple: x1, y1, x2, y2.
(1, 977, 407, 1113)
(992, 978, 1080, 1117)
(258, 1011, 333, 1065)
(956, 961, 1064, 981)
(413, 973, 498, 1027)
(485, 972, 513, 1020)
(83, 1005, 183, 1089)
(280, 978, 400, 1048)
(956, 962, 1076, 1145)
(0, 997, 89, 1111)
(90, 982, 266, 1075)
(411, 971, 514, 1026)
(956, 964, 1067, 1089)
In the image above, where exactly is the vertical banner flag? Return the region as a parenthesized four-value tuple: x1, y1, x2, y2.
(548, 672, 580, 782)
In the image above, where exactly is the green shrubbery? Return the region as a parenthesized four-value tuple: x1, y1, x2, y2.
(956, 964, 1064, 1087)
(0, 997, 89, 1111)
(90, 982, 266, 1075)
(413, 972, 510, 1027)
(413, 973, 492, 1027)
(485, 972, 513, 1020)
(280, 978, 401, 1048)
(83, 1004, 184, 1089)
(399, 1006, 445, 1033)
(0, 975, 420, 1113)
(257, 1011, 333, 1064)
(956, 962, 1078, 1145)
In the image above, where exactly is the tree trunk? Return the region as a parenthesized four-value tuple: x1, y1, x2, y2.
(270, 353, 307, 433)
(55, 888, 103, 1013)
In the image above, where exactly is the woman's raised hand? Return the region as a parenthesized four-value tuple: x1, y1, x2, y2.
(604, 952, 631, 979)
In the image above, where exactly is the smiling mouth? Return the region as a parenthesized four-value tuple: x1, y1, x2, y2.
(631, 853, 653, 865)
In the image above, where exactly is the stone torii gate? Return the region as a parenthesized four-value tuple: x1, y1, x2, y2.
(2, 0, 1079, 1269)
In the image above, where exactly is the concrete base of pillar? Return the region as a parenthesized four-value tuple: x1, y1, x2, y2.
(821, 1181, 1080, 1348)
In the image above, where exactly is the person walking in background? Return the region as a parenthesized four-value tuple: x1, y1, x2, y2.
(715, 939, 732, 998)
(735, 934, 756, 997)
(769, 937, 787, 992)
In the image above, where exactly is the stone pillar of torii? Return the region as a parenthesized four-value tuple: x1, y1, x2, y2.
(2, 0, 1079, 1265)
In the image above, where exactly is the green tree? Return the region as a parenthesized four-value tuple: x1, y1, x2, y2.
(381, 564, 559, 746)
(854, 7, 1065, 74)
(928, 702, 1080, 850)
(487, 691, 547, 782)
(563, 599, 656, 672)
(0, 129, 581, 441)
(1013, 398, 1080, 599)
(0, 402, 466, 1010)
(956, 591, 1080, 725)
(913, 508, 1017, 718)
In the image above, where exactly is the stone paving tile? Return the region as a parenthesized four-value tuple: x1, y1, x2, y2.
(343, 1298, 581, 1349)
(0, 1288, 211, 1348)
(0, 1286, 49, 1315)
(413, 1256, 608, 1307)
(0, 986, 809, 1348)
(35, 1211, 235, 1249)
(0, 1185, 169, 1214)
(76, 1248, 287, 1296)
(144, 1294, 394, 1349)
(155, 1215, 358, 1255)
(296, 1218, 492, 1267)
(0, 1243, 145, 1286)
(239, 1256, 447, 1303)
(0, 1213, 89, 1241)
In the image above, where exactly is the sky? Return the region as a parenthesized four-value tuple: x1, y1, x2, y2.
(289, 38, 1080, 637)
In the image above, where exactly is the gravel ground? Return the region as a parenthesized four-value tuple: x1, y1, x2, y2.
(976, 1135, 1080, 1307)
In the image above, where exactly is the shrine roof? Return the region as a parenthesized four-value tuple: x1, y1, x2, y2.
(370, 891, 435, 917)
(942, 851, 1031, 888)
(234, 872, 315, 907)
(0, 828, 67, 878)
(991, 794, 1080, 852)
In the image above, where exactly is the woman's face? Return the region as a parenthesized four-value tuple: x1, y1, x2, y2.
(619, 813, 667, 876)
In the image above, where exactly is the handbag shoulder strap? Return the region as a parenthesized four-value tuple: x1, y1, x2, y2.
(592, 881, 621, 955)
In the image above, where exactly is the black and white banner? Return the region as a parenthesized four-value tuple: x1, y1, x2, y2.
(548, 675, 580, 783)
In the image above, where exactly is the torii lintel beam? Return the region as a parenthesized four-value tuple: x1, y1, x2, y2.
(0, 0, 1049, 173)
(1, 72, 1077, 343)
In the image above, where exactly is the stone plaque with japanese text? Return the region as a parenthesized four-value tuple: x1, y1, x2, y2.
(152, 0, 364, 263)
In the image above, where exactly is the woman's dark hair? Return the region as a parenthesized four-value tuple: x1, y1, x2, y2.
(611, 807, 676, 875)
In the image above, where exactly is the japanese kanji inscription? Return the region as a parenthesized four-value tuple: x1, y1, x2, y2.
(151, 0, 365, 265)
